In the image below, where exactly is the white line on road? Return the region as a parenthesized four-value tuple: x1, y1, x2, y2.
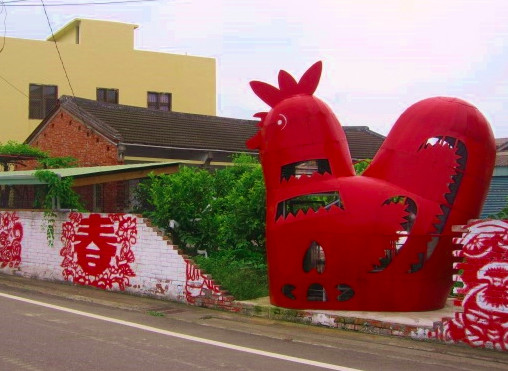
(0, 291, 362, 371)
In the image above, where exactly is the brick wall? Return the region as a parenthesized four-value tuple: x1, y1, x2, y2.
(20, 109, 127, 212)
(29, 110, 120, 167)
(0, 210, 237, 311)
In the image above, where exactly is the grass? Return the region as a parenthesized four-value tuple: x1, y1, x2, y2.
(195, 253, 269, 301)
(147, 311, 165, 317)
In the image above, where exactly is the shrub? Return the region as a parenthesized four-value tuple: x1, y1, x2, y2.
(135, 155, 267, 299)
(490, 198, 508, 219)
(353, 159, 372, 175)
(195, 249, 268, 300)
(137, 154, 265, 256)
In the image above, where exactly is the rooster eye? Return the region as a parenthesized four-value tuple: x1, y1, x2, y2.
(276, 114, 287, 129)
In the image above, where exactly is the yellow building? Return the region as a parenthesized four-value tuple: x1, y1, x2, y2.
(0, 19, 216, 143)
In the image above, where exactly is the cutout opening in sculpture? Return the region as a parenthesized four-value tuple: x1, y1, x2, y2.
(303, 241, 325, 274)
(307, 283, 327, 301)
(371, 196, 418, 272)
(281, 159, 331, 181)
(336, 284, 355, 302)
(276, 191, 343, 220)
(282, 284, 296, 300)
(409, 252, 426, 273)
(418, 137, 467, 264)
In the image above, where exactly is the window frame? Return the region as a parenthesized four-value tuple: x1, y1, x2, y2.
(28, 84, 58, 119)
(96, 88, 119, 104)
(147, 91, 172, 111)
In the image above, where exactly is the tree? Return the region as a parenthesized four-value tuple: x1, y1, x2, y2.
(137, 154, 265, 256)
(135, 154, 268, 300)
(0, 141, 81, 209)
(0, 141, 83, 245)
(0, 141, 77, 170)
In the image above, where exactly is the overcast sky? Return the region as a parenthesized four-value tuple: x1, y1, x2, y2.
(2, 0, 508, 138)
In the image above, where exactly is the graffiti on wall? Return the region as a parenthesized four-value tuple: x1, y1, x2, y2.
(431, 219, 508, 350)
(60, 212, 137, 290)
(184, 260, 231, 306)
(247, 61, 496, 311)
(0, 211, 22, 268)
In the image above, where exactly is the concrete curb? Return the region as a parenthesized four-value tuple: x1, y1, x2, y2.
(226, 297, 456, 341)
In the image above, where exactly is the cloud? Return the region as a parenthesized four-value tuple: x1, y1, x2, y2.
(4, 0, 508, 137)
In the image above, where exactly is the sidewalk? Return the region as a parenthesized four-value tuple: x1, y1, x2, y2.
(238, 296, 456, 339)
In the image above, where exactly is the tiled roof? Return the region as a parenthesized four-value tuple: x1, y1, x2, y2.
(494, 138, 508, 167)
(496, 153, 508, 167)
(495, 137, 508, 151)
(28, 96, 385, 160)
(342, 126, 385, 159)
(59, 96, 258, 153)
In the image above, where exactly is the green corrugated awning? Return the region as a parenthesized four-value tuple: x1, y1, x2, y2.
(0, 162, 180, 186)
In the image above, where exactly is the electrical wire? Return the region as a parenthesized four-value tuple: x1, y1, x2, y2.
(3, 0, 159, 6)
(0, 73, 28, 98)
(2, 1, 30, 4)
(40, 0, 75, 97)
(0, 0, 6, 54)
(2, 1, 31, 4)
(39, 0, 98, 125)
(2, 0, 160, 111)
(0, 1, 27, 99)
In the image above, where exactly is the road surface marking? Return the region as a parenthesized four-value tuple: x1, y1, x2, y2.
(0, 291, 361, 371)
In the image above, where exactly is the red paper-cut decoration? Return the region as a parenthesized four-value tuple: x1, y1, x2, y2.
(248, 61, 496, 311)
(432, 220, 508, 350)
(184, 260, 230, 306)
(0, 211, 22, 268)
(60, 213, 137, 290)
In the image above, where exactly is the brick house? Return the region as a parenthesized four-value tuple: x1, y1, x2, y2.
(22, 95, 385, 212)
(26, 96, 258, 167)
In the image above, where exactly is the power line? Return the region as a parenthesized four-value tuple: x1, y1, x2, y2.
(40, 0, 75, 97)
(0, 1, 27, 99)
(0, 73, 28, 98)
(0, 1, 6, 54)
(2, 1, 31, 4)
(2, 1, 30, 4)
(3, 0, 159, 6)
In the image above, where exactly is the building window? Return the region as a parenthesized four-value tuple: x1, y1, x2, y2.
(97, 88, 119, 104)
(29, 84, 58, 119)
(147, 92, 171, 111)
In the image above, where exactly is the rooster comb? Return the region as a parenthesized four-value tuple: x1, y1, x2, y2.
(250, 61, 322, 108)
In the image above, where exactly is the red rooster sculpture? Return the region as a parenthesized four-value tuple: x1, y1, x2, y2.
(247, 61, 496, 311)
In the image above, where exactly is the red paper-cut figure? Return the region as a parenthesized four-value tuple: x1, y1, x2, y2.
(432, 220, 508, 350)
(248, 61, 496, 311)
(60, 212, 137, 290)
(0, 211, 23, 269)
(184, 260, 229, 306)
(74, 214, 117, 276)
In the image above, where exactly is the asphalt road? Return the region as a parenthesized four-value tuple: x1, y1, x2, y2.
(0, 274, 506, 371)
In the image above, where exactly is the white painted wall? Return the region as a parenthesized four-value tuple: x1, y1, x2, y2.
(0, 210, 235, 310)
